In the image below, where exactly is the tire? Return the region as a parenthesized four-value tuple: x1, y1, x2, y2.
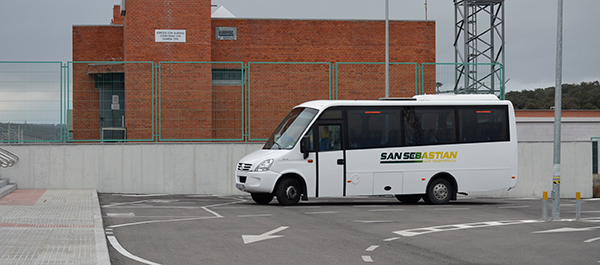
(275, 178, 302, 206)
(395, 194, 422, 204)
(423, 178, 452, 205)
(251, 193, 274, 205)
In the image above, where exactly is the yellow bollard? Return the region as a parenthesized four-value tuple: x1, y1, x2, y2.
(542, 191, 548, 221)
(576, 192, 581, 221)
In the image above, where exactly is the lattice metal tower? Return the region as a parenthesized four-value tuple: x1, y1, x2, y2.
(454, 0, 505, 95)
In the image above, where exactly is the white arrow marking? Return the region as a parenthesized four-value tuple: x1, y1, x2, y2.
(242, 226, 288, 244)
(532, 226, 600, 234)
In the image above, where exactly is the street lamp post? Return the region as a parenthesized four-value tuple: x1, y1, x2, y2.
(385, 0, 389, 98)
(552, 0, 563, 220)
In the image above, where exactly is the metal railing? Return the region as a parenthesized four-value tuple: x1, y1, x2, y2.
(0, 147, 19, 168)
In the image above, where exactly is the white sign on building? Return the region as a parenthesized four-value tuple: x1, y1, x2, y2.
(155, 30, 186, 42)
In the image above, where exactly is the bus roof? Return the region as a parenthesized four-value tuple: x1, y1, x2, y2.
(297, 94, 506, 110)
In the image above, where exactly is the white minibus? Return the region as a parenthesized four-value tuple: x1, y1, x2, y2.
(235, 94, 518, 205)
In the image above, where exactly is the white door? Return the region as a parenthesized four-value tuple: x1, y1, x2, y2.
(317, 124, 345, 197)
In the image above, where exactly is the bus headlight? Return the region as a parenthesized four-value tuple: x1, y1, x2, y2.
(255, 159, 274, 172)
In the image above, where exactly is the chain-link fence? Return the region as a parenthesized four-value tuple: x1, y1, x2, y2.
(0, 62, 63, 142)
(0, 61, 504, 142)
(68, 61, 154, 142)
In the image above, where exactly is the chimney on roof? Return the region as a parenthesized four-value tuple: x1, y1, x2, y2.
(120, 0, 126, 16)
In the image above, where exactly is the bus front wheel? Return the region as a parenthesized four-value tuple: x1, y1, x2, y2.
(251, 193, 274, 205)
(275, 178, 301, 206)
(424, 178, 452, 205)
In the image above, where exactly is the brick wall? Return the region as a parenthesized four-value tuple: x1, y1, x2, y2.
(72, 25, 124, 140)
(124, 0, 212, 140)
(72, 1, 436, 141)
(112, 5, 124, 25)
(211, 19, 435, 139)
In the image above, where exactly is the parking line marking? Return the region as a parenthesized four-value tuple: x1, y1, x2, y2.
(433, 208, 470, 211)
(354, 220, 393, 223)
(366, 245, 379, 252)
(584, 237, 600, 243)
(362, 255, 374, 262)
(108, 216, 221, 228)
(498, 205, 530, 209)
(238, 214, 272, 218)
(107, 213, 135, 217)
(394, 219, 540, 237)
(285, 206, 321, 209)
(369, 209, 405, 212)
(108, 235, 162, 265)
(305, 211, 339, 215)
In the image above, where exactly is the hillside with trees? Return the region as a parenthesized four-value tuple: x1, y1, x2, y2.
(506, 81, 600, 109)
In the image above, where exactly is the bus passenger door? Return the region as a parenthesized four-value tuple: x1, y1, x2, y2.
(316, 124, 345, 197)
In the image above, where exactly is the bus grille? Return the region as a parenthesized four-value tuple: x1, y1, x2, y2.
(237, 163, 252, 171)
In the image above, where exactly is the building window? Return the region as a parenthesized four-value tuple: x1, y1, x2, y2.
(212, 68, 242, 86)
(216, 27, 237, 40)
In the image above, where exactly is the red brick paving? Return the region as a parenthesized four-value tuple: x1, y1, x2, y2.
(0, 190, 46, 205)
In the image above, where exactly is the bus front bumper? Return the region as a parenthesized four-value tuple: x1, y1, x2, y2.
(235, 170, 279, 194)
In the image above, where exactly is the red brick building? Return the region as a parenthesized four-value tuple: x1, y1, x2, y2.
(72, 0, 436, 141)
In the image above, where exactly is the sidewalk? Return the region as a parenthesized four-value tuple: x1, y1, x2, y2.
(0, 189, 110, 265)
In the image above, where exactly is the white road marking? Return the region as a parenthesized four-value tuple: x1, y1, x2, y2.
(498, 205, 530, 209)
(107, 213, 135, 217)
(384, 237, 401, 242)
(242, 226, 288, 244)
(354, 220, 393, 223)
(353, 205, 388, 208)
(237, 214, 272, 218)
(533, 226, 600, 234)
(369, 208, 404, 212)
(362, 255, 374, 262)
(103, 200, 152, 208)
(584, 237, 600, 243)
(305, 211, 339, 215)
(212, 206, 248, 209)
(285, 206, 321, 209)
(394, 219, 540, 237)
(432, 208, 470, 211)
(119, 194, 168, 197)
(108, 235, 162, 265)
(366, 245, 379, 252)
(201, 206, 223, 218)
(108, 216, 221, 228)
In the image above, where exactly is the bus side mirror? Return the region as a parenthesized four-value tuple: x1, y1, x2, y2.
(300, 136, 310, 159)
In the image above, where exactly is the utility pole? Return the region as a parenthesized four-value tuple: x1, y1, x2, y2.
(385, 0, 389, 98)
(552, 0, 563, 220)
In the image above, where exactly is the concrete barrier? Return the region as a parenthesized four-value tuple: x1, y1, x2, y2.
(0, 142, 593, 198)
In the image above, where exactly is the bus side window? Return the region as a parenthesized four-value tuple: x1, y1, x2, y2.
(347, 108, 401, 149)
(403, 108, 422, 146)
(318, 125, 342, 152)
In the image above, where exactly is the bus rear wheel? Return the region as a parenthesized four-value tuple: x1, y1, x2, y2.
(251, 193, 274, 205)
(275, 178, 301, 206)
(395, 194, 422, 204)
(423, 178, 452, 205)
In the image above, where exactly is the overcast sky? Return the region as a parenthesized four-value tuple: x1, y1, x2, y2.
(1, 0, 599, 92)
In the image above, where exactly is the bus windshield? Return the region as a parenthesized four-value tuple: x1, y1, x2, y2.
(263, 107, 318, 150)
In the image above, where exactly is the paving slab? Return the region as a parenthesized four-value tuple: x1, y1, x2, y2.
(0, 189, 109, 265)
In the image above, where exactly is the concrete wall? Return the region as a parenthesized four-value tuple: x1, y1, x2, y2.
(0, 142, 593, 198)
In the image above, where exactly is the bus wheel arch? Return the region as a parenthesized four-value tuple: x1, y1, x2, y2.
(274, 173, 307, 206)
(424, 173, 457, 205)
